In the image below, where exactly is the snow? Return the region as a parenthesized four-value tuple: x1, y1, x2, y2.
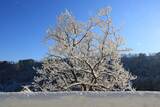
(0, 91, 160, 107)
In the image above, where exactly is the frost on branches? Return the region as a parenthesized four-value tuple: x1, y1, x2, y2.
(33, 7, 136, 91)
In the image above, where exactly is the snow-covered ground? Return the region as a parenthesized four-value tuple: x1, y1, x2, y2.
(0, 91, 160, 107)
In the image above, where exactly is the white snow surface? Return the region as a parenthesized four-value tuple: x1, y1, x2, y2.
(0, 91, 160, 107)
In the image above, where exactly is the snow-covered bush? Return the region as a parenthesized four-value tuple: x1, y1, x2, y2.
(33, 7, 136, 91)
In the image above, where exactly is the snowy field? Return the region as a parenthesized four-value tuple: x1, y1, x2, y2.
(0, 91, 160, 107)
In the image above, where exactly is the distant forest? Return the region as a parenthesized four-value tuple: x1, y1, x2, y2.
(1, 52, 160, 92)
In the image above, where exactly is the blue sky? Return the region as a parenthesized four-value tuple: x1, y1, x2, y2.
(0, 0, 160, 61)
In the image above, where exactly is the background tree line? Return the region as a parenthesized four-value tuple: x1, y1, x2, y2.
(0, 59, 41, 91)
(122, 52, 160, 91)
(1, 53, 160, 91)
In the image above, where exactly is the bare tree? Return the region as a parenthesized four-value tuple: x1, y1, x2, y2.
(33, 7, 136, 91)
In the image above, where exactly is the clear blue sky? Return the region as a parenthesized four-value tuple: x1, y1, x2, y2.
(0, 0, 160, 61)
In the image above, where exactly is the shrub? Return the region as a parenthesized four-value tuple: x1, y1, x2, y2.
(33, 7, 135, 91)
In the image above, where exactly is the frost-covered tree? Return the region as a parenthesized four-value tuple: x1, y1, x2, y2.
(33, 7, 136, 91)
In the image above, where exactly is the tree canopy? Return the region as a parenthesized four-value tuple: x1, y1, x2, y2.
(33, 7, 135, 91)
